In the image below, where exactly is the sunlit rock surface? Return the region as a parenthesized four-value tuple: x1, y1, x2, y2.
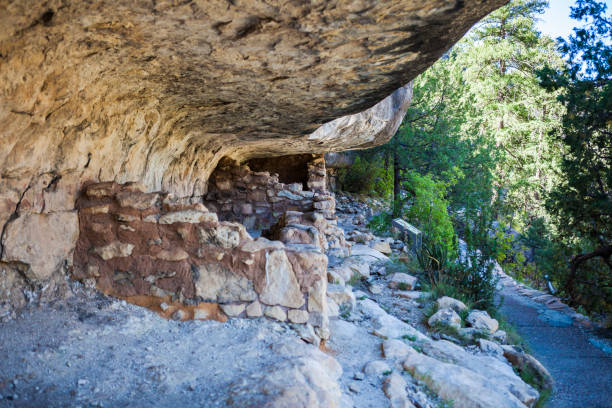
(0, 0, 506, 314)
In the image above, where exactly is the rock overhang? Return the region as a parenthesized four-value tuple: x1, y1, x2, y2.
(0, 0, 509, 318)
(1, 0, 507, 196)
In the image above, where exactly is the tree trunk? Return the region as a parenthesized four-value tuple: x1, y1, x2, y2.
(393, 149, 401, 216)
(567, 244, 612, 298)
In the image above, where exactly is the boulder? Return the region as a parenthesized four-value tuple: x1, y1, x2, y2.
(467, 310, 499, 334)
(372, 313, 430, 342)
(294, 323, 321, 347)
(403, 349, 533, 408)
(358, 299, 388, 319)
(428, 308, 461, 331)
(492, 330, 508, 343)
(478, 339, 504, 357)
(436, 296, 468, 313)
(387, 273, 418, 290)
(350, 244, 390, 262)
(421, 340, 539, 407)
(503, 347, 554, 392)
(228, 339, 343, 408)
(343, 259, 371, 279)
(371, 241, 392, 255)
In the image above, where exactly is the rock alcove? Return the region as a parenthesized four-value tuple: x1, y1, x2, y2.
(0, 0, 508, 324)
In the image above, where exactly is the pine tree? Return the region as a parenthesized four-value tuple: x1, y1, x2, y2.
(539, 0, 611, 297)
(455, 0, 566, 226)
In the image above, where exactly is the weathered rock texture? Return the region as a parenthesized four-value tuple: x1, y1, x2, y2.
(204, 155, 327, 230)
(74, 180, 332, 333)
(0, 0, 507, 315)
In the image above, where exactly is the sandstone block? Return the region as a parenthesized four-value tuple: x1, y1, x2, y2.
(92, 241, 135, 261)
(287, 309, 309, 324)
(85, 183, 115, 198)
(116, 212, 139, 222)
(194, 263, 257, 303)
(116, 191, 159, 210)
(159, 210, 216, 224)
(198, 225, 240, 249)
(246, 300, 263, 318)
(260, 250, 305, 308)
(82, 204, 110, 215)
(220, 303, 246, 317)
(240, 238, 284, 253)
(155, 248, 189, 262)
(382, 339, 413, 360)
(371, 240, 392, 255)
(264, 306, 287, 322)
(277, 190, 302, 201)
(307, 278, 326, 313)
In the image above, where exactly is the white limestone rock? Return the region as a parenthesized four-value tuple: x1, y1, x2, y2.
(466, 310, 499, 334)
(428, 308, 461, 331)
(387, 273, 417, 290)
(436, 296, 467, 313)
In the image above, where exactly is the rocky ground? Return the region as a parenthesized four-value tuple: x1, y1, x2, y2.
(0, 193, 564, 408)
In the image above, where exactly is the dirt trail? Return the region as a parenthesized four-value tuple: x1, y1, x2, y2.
(499, 285, 612, 408)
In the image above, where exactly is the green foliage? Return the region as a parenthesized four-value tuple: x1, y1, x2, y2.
(457, 0, 566, 225)
(385, 255, 419, 277)
(337, 155, 392, 198)
(403, 171, 457, 255)
(340, 0, 610, 316)
(367, 211, 393, 236)
(535, 0, 612, 314)
(417, 240, 451, 287)
(347, 272, 363, 287)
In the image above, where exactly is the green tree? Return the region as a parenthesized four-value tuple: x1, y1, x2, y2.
(538, 0, 611, 301)
(456, 0, 566, 227)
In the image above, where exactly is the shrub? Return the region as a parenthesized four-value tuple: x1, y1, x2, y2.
(337, 155, 392, 198)
(402, 171, 457, 256)
(368, 211, 393, 235)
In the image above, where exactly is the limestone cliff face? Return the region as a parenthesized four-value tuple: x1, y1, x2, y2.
(0, 0, 507, 316)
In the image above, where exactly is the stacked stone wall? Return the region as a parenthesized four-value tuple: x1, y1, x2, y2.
(73, 181, 331, 338)
(204, 156, 327, 231)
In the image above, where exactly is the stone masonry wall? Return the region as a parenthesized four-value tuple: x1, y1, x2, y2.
(73, 180, 334, 339)
(204, 155, 328, 231)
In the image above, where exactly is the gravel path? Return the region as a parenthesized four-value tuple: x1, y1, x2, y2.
(499, 285, 612, 408)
